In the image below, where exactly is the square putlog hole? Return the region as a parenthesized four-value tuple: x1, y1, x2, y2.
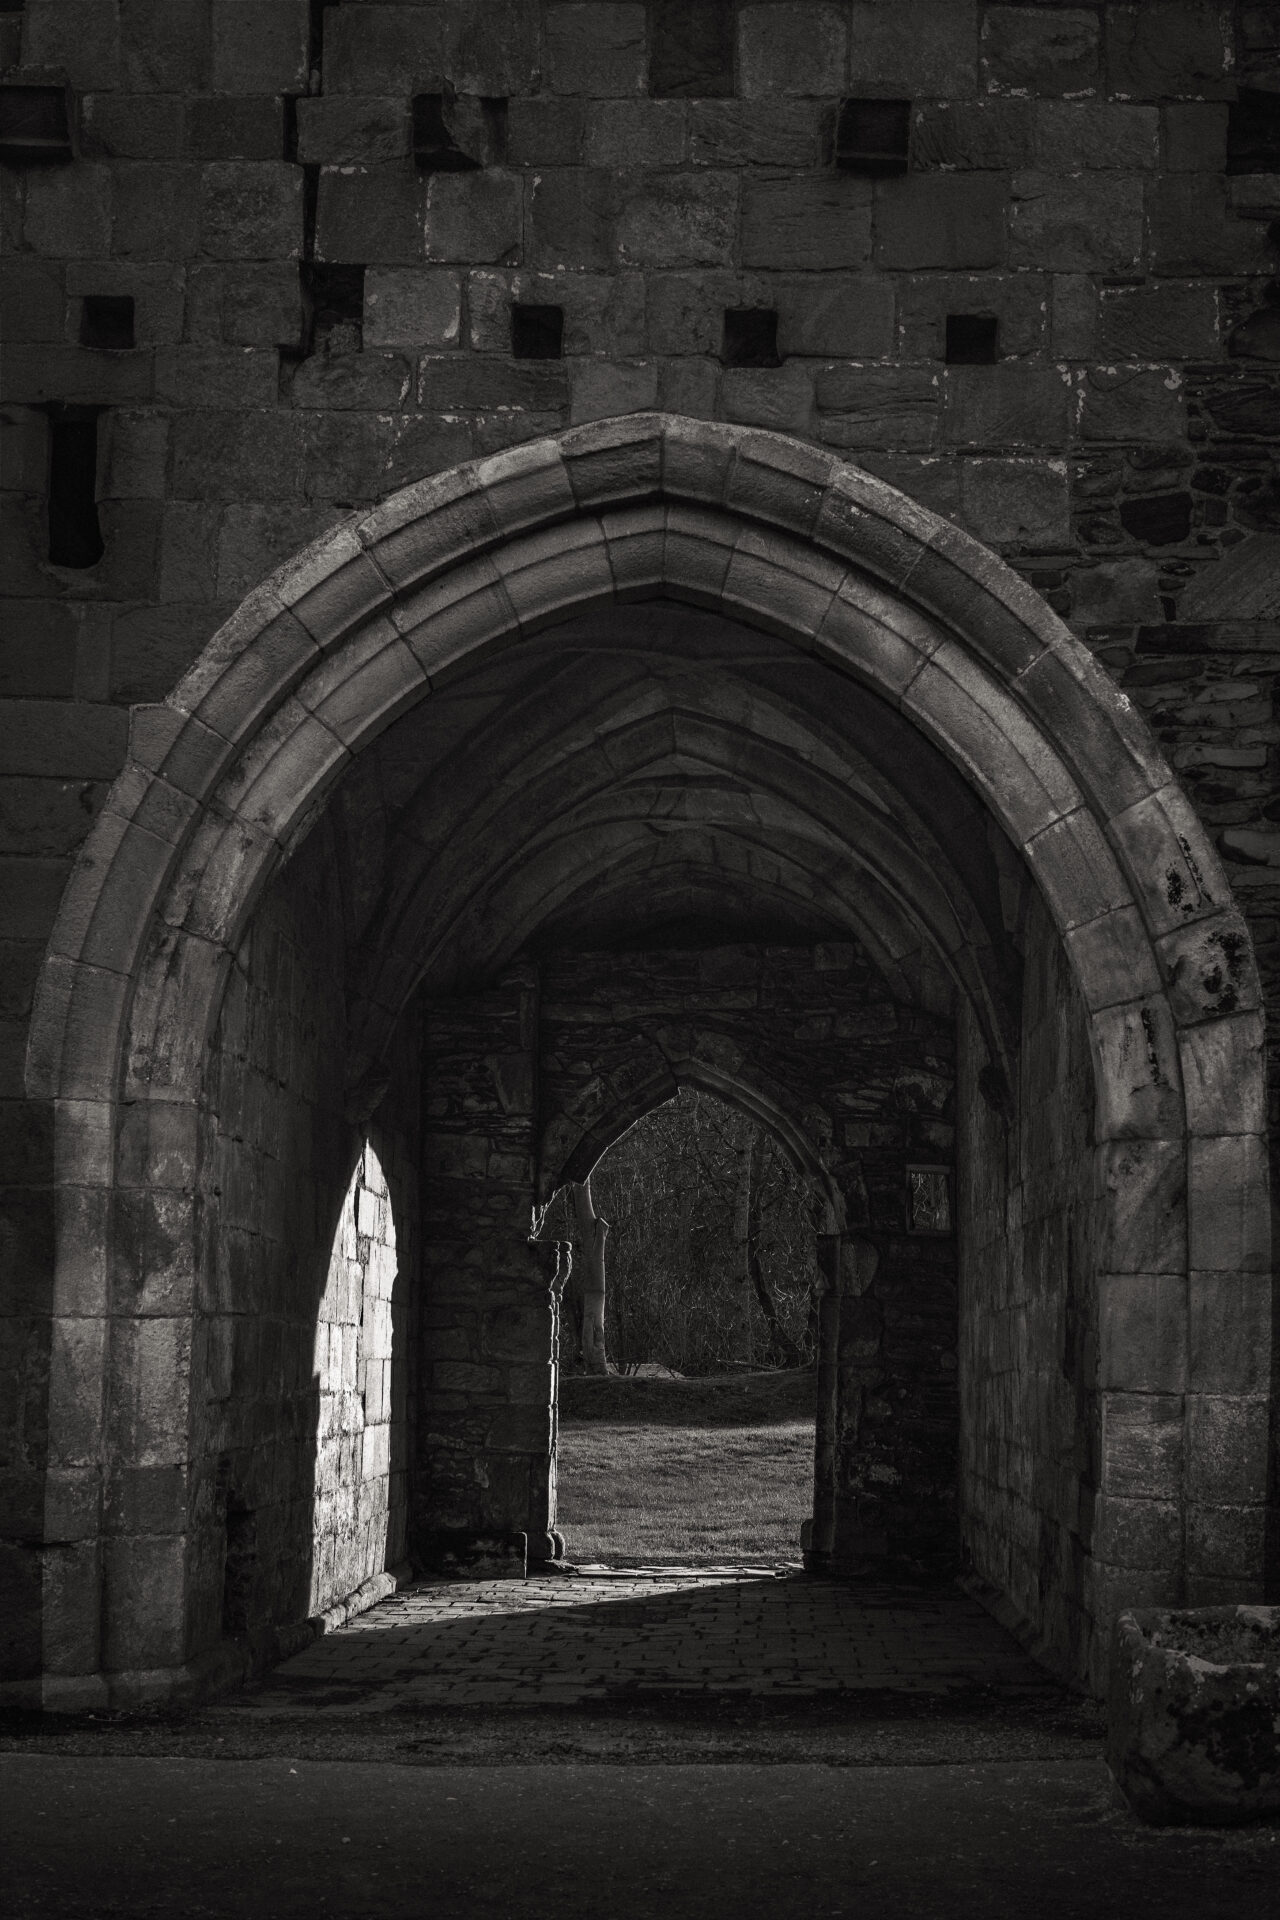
(945, 314, 999, 364)
(0, 82, 74, 163)
(511, 303, 564, 360)
(1227, 89, 1280, 176)
(80, 295, 136, 351)
(722, 308, 780, 369)
(835, 98, 911, 174)
(301, 261, 364, 352)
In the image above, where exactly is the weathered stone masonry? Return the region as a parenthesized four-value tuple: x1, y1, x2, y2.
(1, 3, 1277, 1702)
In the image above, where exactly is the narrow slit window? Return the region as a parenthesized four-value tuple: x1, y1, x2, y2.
(835, 98, 911, 174)
(80, 295, 135, 351)
(945, 314, 999, 365)
(511, 303, 564, 360)
(722, 308, 781, 369)
(47, 409, 103, 570)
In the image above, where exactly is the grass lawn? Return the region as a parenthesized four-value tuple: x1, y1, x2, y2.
(556, 1370, 816, 1566)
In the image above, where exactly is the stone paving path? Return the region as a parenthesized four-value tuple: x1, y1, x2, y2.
(232, 1566, 1051, 1715)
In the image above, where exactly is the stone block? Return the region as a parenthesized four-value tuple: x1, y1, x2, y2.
(322, 3, 443, 93)
(1107, 3, 1233, 101)
(1009, 173, 1143, 273)
(211, 0, 310, 92)
(1178, 1012, 1267, 1139)
(1095, 1138, 1186, 1275)
(1108, 1607, 1280, 1825)
(418, 356, 568, 413)
(315, 165, 424, 265)
(897, 272, 1047, 361)
(1186, 1395, 1269, 1505)
(616, 173, 736, 269)
(1188, 1272, 1271, 1396)
(875, 174, 1007, 271)
(154, 348, 278, 409)
(111, 164, 203, 261)
(958, 456, 1070, 548)
(815, 366, 941, 450)
(847, 0, 978, 97)
(99, 409, 168, 499)
(911, 100, 1036, 171)
(23, 165, 113, 259)
(1096, 284, 1221, 362)
(2, 258, 63, 345)
(1163, 103, 1227, 173)
(1187, 1134, 1270, 1275)
(294, 97, 413, 167)
(1069, 558, 1162, 628)
(199, 163, 303, 262)
(528, 169, 614, 270)
(943, 366, 1070, 446)
(776, 276, 895, 358)
(645, 270, 738, 354)
(982, 7, 1100, 96)
(739, 5, 847, 97)
(1185, 1506, 1267, 1581)
(283, 350, 413, 411)
(1098, 1272, 1187, 1394)
(720, 363, 814, 435)
(687, 100, 818, 169)
(103, 1532, 188, 1670)
(170, 409, 305, 502)
(186, 96, 285, 162)
(110, 605, 210, 703)
(117, 0, 207, 88)
(215, 502, 345, 600)
(79, 92, 185, 161)
(1101, 1391, 1184, 1501)
(445, 0, 543, 94)
(506, 96, 585, 165)
(1078, 368, 1185, 443)
(568, 357, 658, 424)
(365, 269, 462, 348)
(545, 3, 645, 94)
(0, 700, 128, 779)
(583, 100, 685, 168)
(1034, 102, 1159, 170)
(656, 356, 719, 419)
(741, 174, 872, 270)
(1150, 179, 1274, 276)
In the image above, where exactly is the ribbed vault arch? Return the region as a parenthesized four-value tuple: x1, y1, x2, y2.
(25, 413, 1270, 1701)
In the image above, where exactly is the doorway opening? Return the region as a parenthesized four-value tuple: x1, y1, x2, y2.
(551, 1089, 821, 1569)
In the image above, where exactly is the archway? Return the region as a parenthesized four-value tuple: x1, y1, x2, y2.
(26, 415, 1269, 1704)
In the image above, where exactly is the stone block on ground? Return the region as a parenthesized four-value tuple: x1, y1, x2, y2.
(1107, 1606, 1280, 1825)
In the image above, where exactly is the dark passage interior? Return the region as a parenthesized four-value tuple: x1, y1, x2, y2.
(183, 591, 1106, 1686)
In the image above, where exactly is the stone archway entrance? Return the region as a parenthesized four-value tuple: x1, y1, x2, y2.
(25, 415, 1269, 1707)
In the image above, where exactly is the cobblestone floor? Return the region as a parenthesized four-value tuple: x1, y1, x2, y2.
(232, 1567, 1051, 1716)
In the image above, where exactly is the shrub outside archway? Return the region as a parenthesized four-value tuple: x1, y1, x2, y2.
(25, 414, 1270, 1705)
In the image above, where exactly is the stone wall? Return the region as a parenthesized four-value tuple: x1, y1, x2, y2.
(958, 887, 1100, 1678)
(2, 0, 1278, 1688)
